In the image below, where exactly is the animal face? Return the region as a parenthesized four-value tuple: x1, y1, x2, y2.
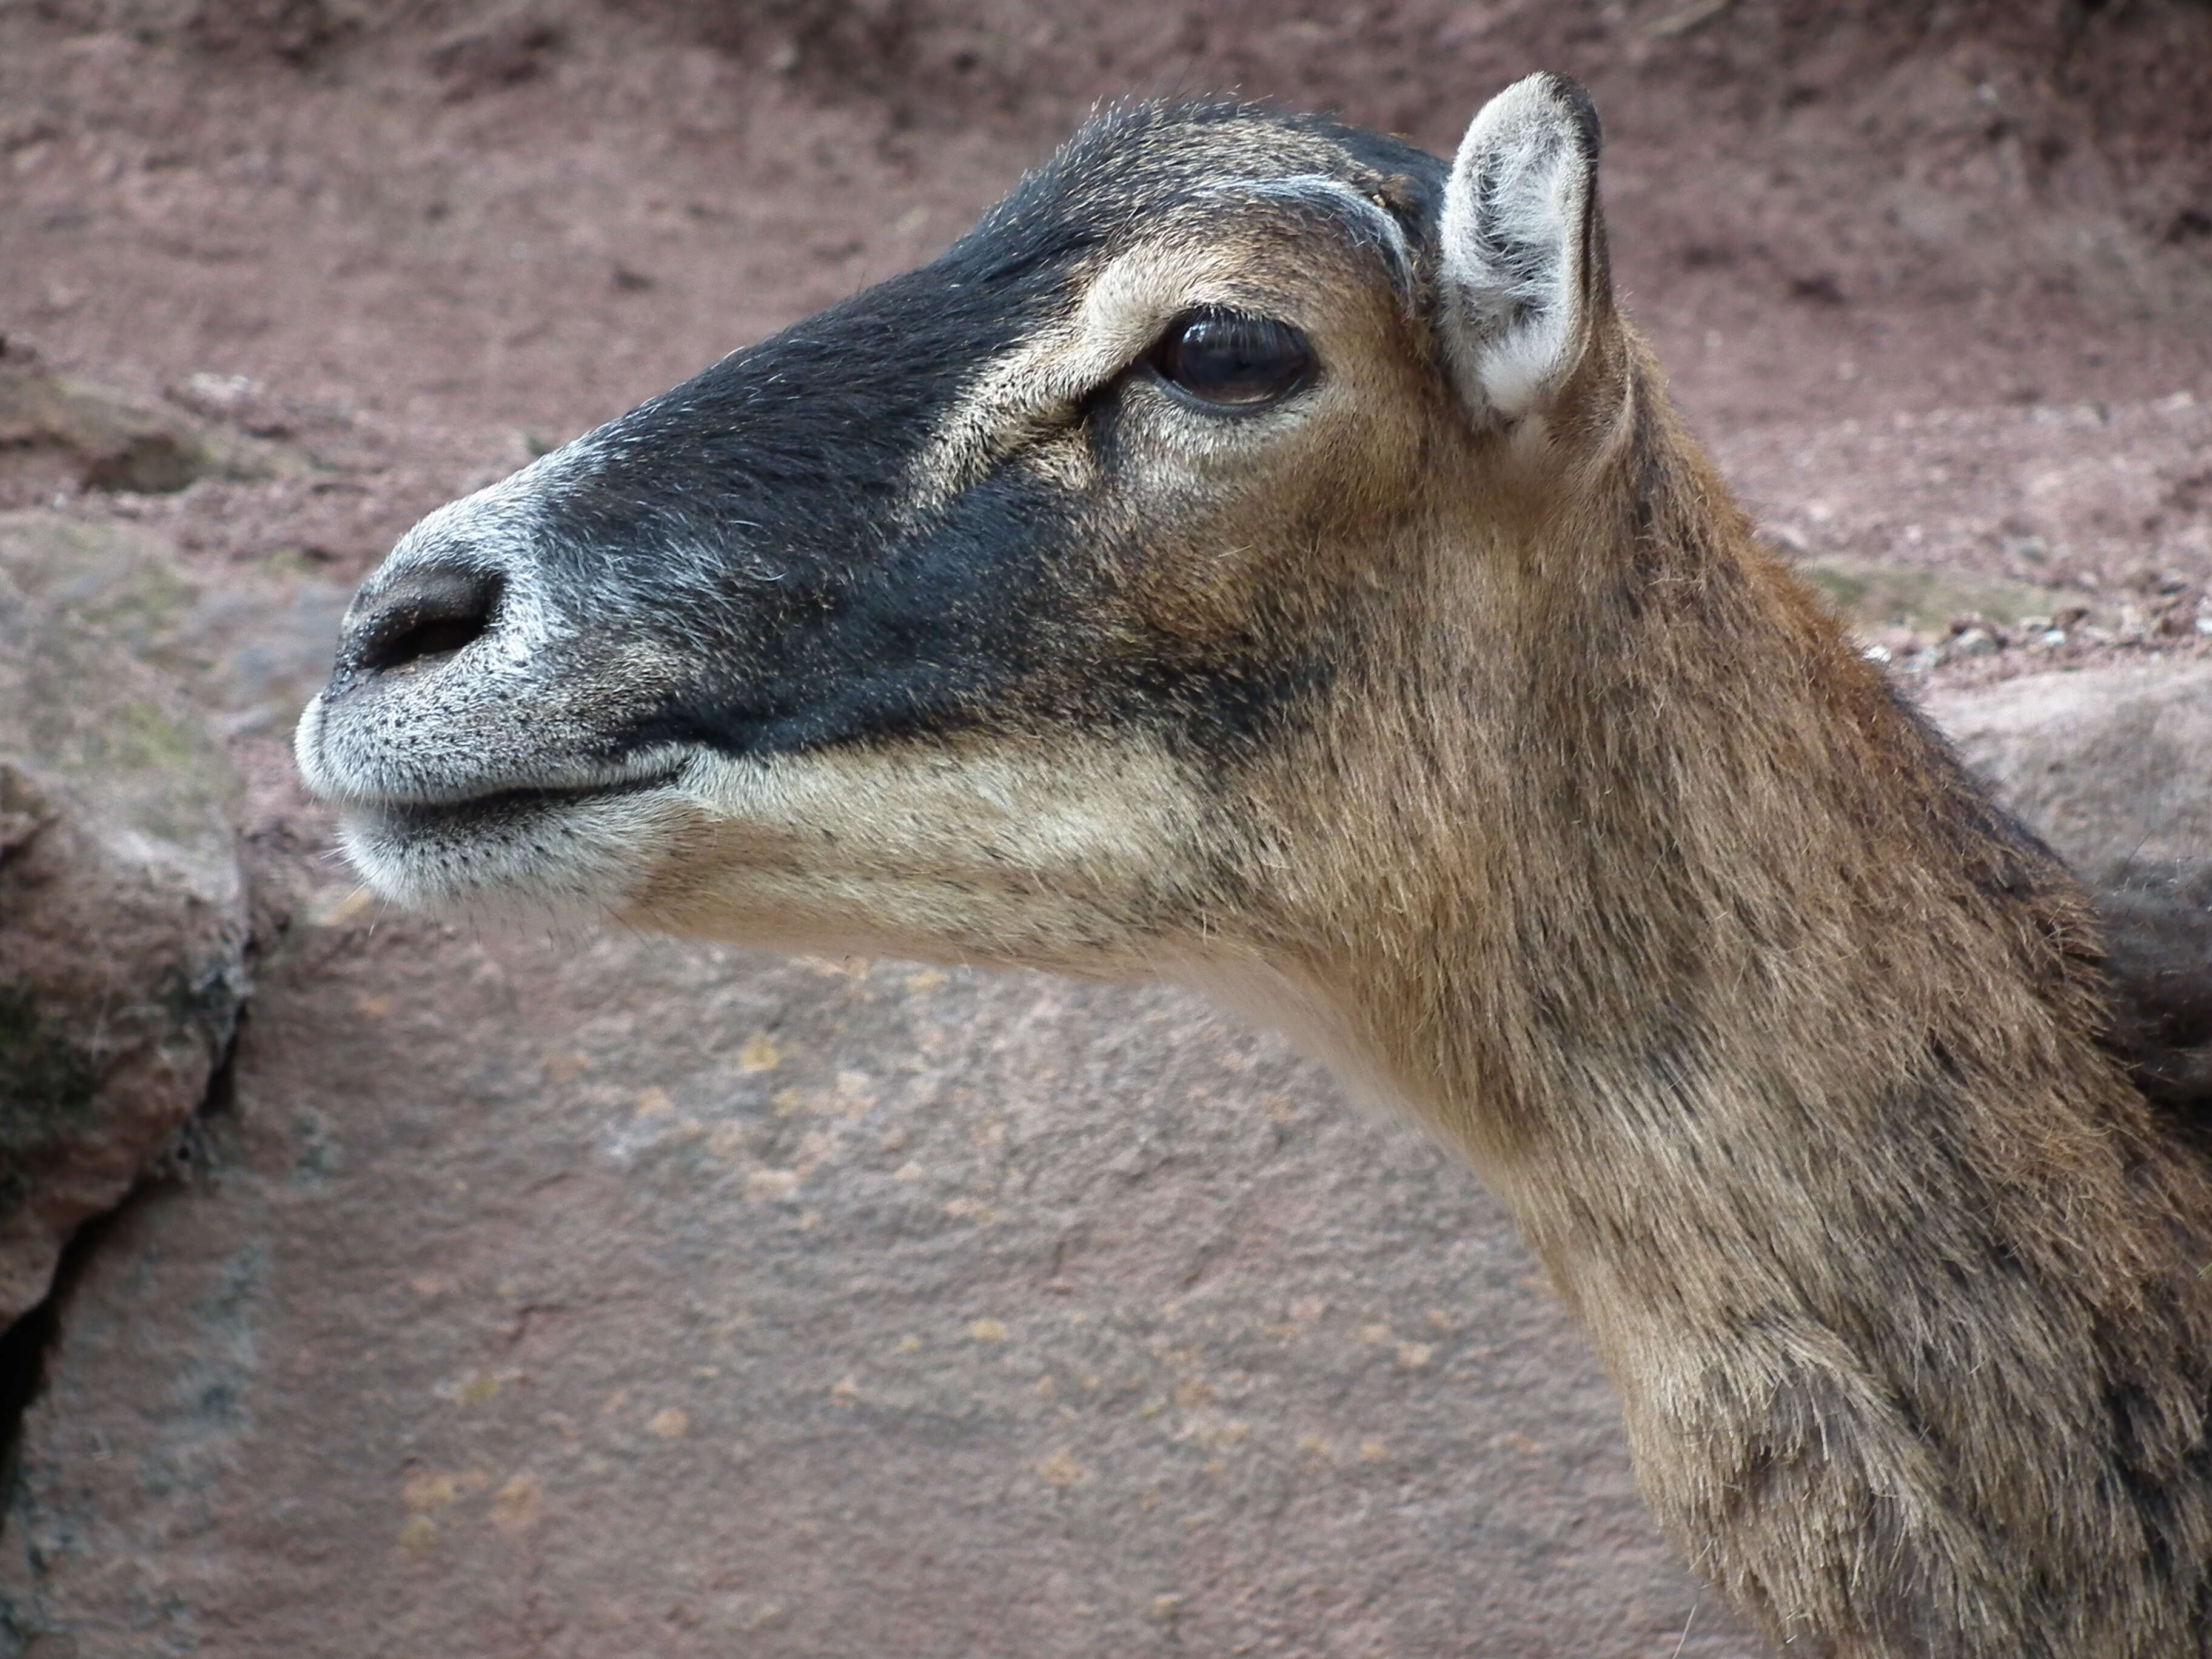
(296, 77, 1612, 974)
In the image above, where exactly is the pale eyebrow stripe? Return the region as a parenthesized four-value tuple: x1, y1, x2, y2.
(1190, 173, 1416, 297)
(902, 177, 1414, 516)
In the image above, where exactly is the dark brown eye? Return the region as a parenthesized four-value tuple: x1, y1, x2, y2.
(1150, 310, 1315, 408)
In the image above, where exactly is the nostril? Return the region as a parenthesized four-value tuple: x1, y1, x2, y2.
(348, 567, 504, 679)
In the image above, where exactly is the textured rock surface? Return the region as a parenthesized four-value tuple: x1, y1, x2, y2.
(1931, 662, 2212, 1104)
(0, 926, 1748, 1658)
(1926, 660, 2212, 882)
(1795, 555, 2078, 638)
(0, 350, 309, 498)
(0, 511, 350, 740)
(0, 561, 247, 1325)
(2, 631, 2207, 1659)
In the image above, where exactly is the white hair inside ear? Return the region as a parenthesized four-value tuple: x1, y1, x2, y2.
(1439, 73, 1605, 426)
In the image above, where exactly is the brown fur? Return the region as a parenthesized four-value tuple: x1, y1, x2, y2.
(1211, 326, 2212, 1654)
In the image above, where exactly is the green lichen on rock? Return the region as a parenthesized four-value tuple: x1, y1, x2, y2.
(0, 511, 351, 740)
(0, 552, 250, 1322)
(0, 987, 96, 1144)
(0, 354, 312, 497)
(0, 985, 97, 1222)
(1797, 556, 2078, 634)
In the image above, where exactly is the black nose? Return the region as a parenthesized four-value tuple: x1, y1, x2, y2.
(333, 565, 502, 691)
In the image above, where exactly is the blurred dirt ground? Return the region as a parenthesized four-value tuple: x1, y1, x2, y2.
(2, 0, 2208, 682)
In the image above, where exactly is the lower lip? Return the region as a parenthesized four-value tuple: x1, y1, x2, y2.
(369, 771, 684, 831)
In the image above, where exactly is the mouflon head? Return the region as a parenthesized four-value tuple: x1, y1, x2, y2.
(296, 74, 1621, 973)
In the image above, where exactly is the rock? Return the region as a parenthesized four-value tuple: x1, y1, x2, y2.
(0, 927, 1752, 1657)
(6, 625, 2202, 1659)
(0, 349, 311, 497)
(1795, 555, 2080, 638)
(1925, 660, 2212, 885)
(0, 565, 249, 1326)
(0, 512, 350, 737)
(1928, 659, 2212, 1114)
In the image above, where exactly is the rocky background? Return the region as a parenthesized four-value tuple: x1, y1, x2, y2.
(0, 2, 2208, 1655)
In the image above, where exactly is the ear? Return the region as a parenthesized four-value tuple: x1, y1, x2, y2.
(1438, 73, 1612, 426)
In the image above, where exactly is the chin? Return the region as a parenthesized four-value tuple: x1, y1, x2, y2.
(331, 779, 689, 927)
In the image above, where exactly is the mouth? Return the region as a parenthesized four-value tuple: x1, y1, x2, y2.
(320, 751, 703, 917)
(352, 767, 689, 834)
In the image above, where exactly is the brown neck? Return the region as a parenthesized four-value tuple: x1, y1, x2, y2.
(1248, 352, 2212, 1657)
